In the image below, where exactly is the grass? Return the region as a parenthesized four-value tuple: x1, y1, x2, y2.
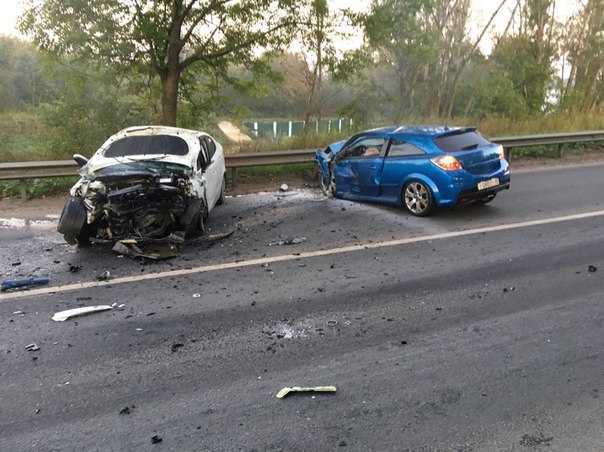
(0, 110, 53, 162)
(0, 177, 78, 199)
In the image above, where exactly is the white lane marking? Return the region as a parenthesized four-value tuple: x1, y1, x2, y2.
(3, 209, 604, 301)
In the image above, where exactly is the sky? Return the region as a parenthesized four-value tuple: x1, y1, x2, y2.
(0, 0, 26, 38)
(0, 0, 584, 54)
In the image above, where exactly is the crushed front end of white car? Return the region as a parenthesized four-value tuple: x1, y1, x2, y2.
(58, 126, 226, 252)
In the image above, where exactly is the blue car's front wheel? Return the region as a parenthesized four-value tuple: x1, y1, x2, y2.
(318, 163, 336, 196)
(403, 180, 435, 217)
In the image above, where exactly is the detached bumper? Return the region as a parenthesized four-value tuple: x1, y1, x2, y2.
(457, 178, 511, 203)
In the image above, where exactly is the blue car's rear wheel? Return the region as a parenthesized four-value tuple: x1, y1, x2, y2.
(403, 180, 434, 217)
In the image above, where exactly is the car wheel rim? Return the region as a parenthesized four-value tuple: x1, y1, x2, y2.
(319, 168, 335, 195)
(405, 182, 429, 214)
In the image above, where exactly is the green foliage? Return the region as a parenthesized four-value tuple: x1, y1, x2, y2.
(0, 110, 52, 162)
(490, 36, 553, 115)
(0, 177, 78, 199)
(37, 59, 151, 159)
(0, 36, 58, 111)
(20, 0, 306, 125)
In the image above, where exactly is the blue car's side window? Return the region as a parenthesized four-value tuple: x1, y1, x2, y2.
(341, 137, 386, 159)
(387, 140, 426, 157)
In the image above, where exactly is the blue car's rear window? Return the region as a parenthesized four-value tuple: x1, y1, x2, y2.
(433, 130, 490, 152)
(104, 135, 189, 157)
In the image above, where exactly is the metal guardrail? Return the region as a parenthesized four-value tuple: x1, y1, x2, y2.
(1, 130, 603, 199)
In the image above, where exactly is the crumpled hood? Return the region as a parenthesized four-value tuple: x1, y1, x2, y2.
(326, 139, 347, 154)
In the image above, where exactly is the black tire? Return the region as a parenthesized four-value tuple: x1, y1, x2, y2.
(57, 197, 91, 245)
(184, 212, 200, 238)
(217, 176, 226, 205)
(403, 180, 435, 217)
(181, 198, 208, 238)
(318, 163, 335, 196)
(472, 193, 497, 206)
(199, 201, 206, 234)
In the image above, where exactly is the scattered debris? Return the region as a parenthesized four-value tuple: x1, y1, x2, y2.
(207, 230, 234, 242)
(1, 278, 49, 292)
(279, 184, 289, 192)
(68, 265, 81, 273)
(119, 406, 134, 415)
(588, 265, 597, 273)
(171, 343, 184, 352)
(12, 311, 25, 316)
(519, 434, 553, 447)
(503, 287, 516, 293)
(52, 306, 113, 322)
(135, 328, 143, 332)
(97, 271, 111, 281)
(269, 237, 307, 246)
(25, 343, 40, 351)
(112, 233, 185, 260)
(327, 320, 338, 327)
(151, 435, 163, 444)
(11, 261, 21, 266)
(193, 293, 201, 298)
(276, 386, 337, 398)
(111, 303, 126, 311)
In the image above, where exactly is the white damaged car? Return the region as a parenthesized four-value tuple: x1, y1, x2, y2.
(58, 126, 226, 245)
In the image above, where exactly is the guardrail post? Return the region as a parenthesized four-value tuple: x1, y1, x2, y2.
(230, 167, 238, 189)
(558, 143, 565, 158)
(504, 148, 511, 162)
(19, 179, 27, 201)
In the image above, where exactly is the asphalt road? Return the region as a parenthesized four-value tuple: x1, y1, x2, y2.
(1, 163, 603, 451)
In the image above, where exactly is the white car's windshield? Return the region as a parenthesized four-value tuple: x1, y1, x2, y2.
(104, 135, 189, 157)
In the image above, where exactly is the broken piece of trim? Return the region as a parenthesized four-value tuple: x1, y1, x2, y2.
(52, 305, 113, 322)
(276, 386, 337, 398)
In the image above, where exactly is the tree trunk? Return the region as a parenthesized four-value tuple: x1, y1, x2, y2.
(161, 67, 180, 126)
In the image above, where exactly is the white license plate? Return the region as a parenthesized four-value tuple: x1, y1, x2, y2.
(477, 178, 499, 191)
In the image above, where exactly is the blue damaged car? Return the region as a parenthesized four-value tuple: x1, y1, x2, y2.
(315, 125, 510, 216)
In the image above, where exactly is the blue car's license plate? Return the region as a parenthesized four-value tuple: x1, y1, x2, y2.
(477, 178, 499, 190)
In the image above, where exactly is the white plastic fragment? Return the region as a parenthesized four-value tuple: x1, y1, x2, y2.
(276, 386, 337, 398)
(52, 305, 113, 322)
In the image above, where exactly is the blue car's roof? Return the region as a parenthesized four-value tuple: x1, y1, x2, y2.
(325, 125, 479, 155)
(362, 125, 474, 139)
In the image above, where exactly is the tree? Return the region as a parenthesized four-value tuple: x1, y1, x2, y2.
(488, 0, 558, 115)
(561, 0, 604, 112)
(0, 36, 56, 111)
(353, 0, 506, 121)
(20, 0, 303, 126)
